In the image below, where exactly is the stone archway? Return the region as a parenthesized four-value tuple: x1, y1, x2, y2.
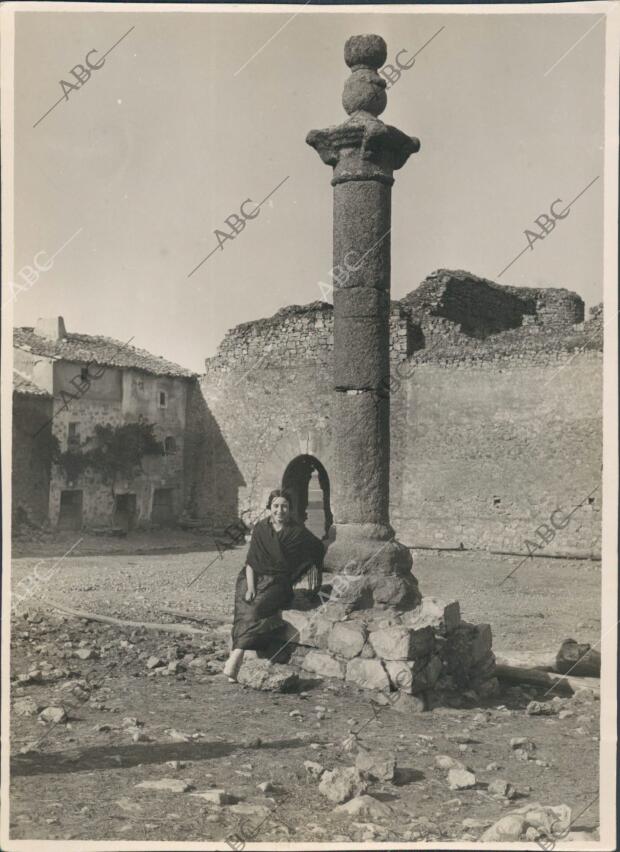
(282, 455, 333, 539)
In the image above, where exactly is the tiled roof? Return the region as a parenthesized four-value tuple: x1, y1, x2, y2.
(13, 369, 51, 396)
(14, 328, 196, 379)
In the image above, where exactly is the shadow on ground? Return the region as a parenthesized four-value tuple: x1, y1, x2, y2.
(11, 737, 306, 777)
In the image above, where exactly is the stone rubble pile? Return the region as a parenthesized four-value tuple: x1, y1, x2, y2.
(281, 595, 497, 703)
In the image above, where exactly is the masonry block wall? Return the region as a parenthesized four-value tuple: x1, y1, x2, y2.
(391, 352, 602, 557)
(200, 361, 334, 524)
(200, 270, 602, 559)
(12, 393, 54, 525)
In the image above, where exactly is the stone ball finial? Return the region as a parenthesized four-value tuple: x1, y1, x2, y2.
(344, 34, 387, 70)
(342, 35, 388, 117)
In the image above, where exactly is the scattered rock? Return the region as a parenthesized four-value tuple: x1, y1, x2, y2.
(74, 648, 99, 661)
(558, 709, 574, 720)
(481, 814, 527, 842)
(228, 803, 271, 817)
(304, 760, 325, 779)
(241, 736, 262, 749)
(39, 706, 67, 724)
(333, 794, 393, 819)
(131, 729, 153, 743)
(510, 737, 535, 751)
(190, 789, 238, 804)
(473, 711, 491, 723)
(435, 755, 465, 771)
(146, 656, 164, 670)
(167, 729, 191, 742)
(13, 697, 40, 717)
(462, 817, 492, 829)
(516, 802, 572, 836)
(355, 746, 396, 781)
(116, 797, 143, 813)
(488, 779, 516, 799)
(136, 778, 193, 793)
(526, 700, 556, 716)
(447, 731, 476, 744)
(447, 768, 476, 790)
(318, 766, 367, 803)
(257, 781, 276, 793)
(237, 660, 300, 692)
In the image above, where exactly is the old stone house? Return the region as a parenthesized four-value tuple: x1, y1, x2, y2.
(13, 317, 198, 531)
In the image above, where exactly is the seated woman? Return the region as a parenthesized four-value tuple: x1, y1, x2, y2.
(223, 488, 325, 682)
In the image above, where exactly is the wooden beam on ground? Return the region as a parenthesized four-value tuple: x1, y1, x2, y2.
(46, 599, 214, 636)
(495, 663, 600, 697)
(157, 607, 232, 625)
(495, 664, 573, 694)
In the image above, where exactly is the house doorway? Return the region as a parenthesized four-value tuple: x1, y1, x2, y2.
(113, 493, 137, 532)
(151, 488, 175, 525)
(57, 490, 83, 530)
(282, 455, 333, 539)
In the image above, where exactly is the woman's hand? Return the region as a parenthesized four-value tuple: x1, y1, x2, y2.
(245, 587, 256, 602)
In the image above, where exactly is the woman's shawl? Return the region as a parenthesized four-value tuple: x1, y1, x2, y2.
(246, 518, 324, 580)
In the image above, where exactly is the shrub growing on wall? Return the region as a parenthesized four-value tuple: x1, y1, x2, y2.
(56, 417, 163, 492)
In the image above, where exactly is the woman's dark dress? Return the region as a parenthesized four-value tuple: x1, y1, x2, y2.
(231, 517, 324, 651)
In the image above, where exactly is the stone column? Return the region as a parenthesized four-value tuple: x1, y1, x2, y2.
(307, 34, 421, 610)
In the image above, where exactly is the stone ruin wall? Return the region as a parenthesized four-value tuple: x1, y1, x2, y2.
(197, 271, 603, 559)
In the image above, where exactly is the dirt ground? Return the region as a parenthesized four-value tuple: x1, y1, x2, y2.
(8, 537, 602, 844)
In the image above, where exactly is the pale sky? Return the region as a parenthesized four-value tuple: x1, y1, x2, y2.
(12, 7, 605, 371)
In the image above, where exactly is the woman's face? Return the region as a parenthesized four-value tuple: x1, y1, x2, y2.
(270, 496, 290, 525)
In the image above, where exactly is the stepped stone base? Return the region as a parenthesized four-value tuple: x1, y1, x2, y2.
(322, 524, 422, 610)
(249, 588, 498, 706)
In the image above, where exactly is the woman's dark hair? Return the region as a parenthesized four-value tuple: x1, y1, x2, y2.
(266, 489, 293, 509)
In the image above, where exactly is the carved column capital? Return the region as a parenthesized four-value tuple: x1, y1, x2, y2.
(306, 32, 419, 185)
(307, 114, 419, 186)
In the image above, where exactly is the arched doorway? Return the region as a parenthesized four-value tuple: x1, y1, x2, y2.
(282, 455, 333, 539)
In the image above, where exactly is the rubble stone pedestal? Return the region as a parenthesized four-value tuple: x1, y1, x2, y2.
(277, 589, 497, 705)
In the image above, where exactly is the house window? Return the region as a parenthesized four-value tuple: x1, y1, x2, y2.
(158, 390, 167, 409)
(164, 436, 177, 454)
(68, 422, 80, 451)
